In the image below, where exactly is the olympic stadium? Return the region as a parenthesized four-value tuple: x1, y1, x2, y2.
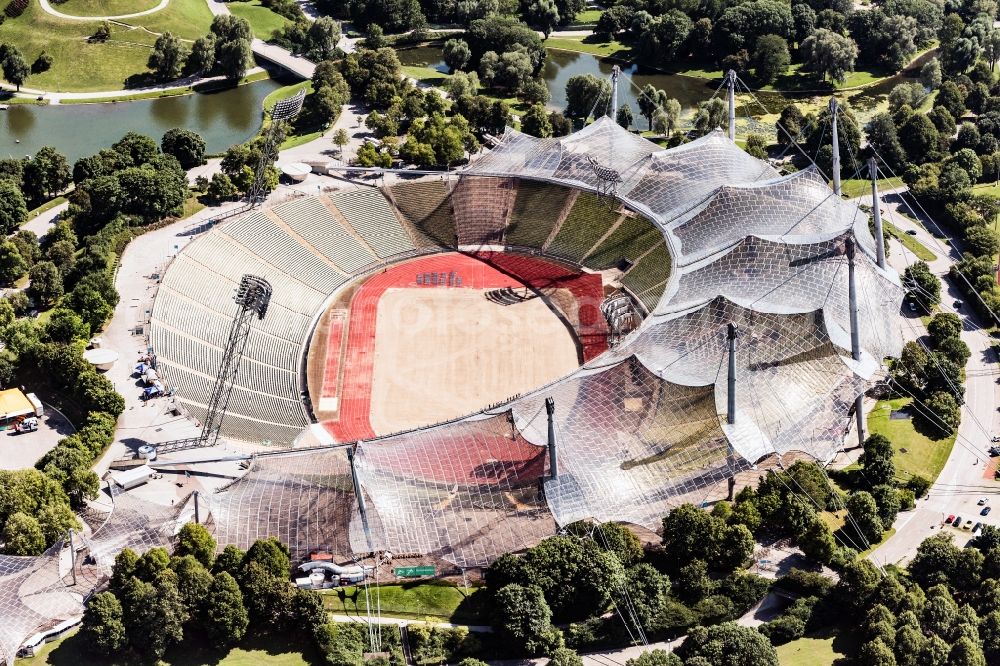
(0, 117, 905, 663)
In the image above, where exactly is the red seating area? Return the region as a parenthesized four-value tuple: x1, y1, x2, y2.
(322, 252, 608, 443)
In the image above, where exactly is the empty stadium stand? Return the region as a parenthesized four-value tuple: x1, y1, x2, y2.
(327, 189, 415, 259)
(545, 192, 621, 262)
(386, 180, 456, 247)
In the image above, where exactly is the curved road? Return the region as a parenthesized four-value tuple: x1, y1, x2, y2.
(861, 189, 1000, 568)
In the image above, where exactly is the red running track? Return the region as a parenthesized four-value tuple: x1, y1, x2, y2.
(323, 252, 607, 443)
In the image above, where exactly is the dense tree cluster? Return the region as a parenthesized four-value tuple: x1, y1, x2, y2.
(82, 532, 327, 661)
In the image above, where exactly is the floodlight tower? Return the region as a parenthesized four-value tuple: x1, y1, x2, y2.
(246, 88, 306, 205)
(200, 274, 273, 447)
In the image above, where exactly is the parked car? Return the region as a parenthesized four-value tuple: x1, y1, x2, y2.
(993, 436, 1000, 442)
(947, 514, 956, 524)
(975, 522, 983, 533)
(906, 229, 918, 235)
(955, 300, 964, 309)
(15, 416, 37, 433)
(979, 497, 989, 505)
(983, 506, 992, 516)
(964, 519, 974, 530)
(909, 301, 918, 312)
(990, 446, 1000, 456)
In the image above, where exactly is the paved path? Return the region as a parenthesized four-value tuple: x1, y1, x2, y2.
(38, 0, 169, 20)
(22, 201, 68, 239)
(854, 188, 1000, 568)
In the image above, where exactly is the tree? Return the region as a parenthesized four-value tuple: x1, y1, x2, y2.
(921, 391, 961, 435)
(616, 103, 633, 129)
(847, 491, 884, 545)
(522, 104, 553, 137)
(81, 592, 127, 656)
(801, 28, 857, 82)
(0, 241, 26, 286)
(1, 46, 29, 91)
(676, 622, 779, 666)
(217, 38, 253, 81)
(23, 147, 70, 203)
(204, 571, 249, 648)
(549, 111, 572, 137)
(694, 98, 728, 135)
(45, 309, 89, 343)
(638, 84, 663, 131)
(921, 57, 943, 89)
(4, 511, 45, 555)
(188, 34, 217, 74)
(565, 74, 610, 118)
(161, 129, 206, 169)
(522, 536, 624, 621)
(176, 522, 217, 568)
(625, 650, 682, 666)
(148, 32, 188, 81)
(492, 584, 558, 655)
(903, 261, 941, 311)
(443, 38, 472, 72)
(28, 261, 63, 307)
(526, 0, 560, 37)
(965, 224, 999, 256)
(212, 544, 245, 577)
(752, 34, 790, 84)
(714, 0, 793, 54)
(859, 433, 896, 487)
(306, 17, 341, 61)
(242, 537, 290, 579)
(549, 647, 582, 666)
(0, 181, 27, 235)
(211, 14, 252, 42)
(936, 81, 966, 121)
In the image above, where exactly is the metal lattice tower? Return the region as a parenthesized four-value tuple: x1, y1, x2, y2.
(246, 89, 306, 205)
(200, 275, 273, 446)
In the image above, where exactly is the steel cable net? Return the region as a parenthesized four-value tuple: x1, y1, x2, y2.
(352, 413, 557, 568)
(205, 448, 363, 562)
(0, 545, 82, 666)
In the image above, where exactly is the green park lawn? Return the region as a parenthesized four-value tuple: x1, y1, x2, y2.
(0, 0, 212, 92)
(321, 582, 490, 622)
(885, 220, 936, 261)
(228, 0, 293, 40)
(868, 397, 956, 484)
(20, 630, 315, 666)
(52, 0, 161, 16)
(25, 197, 67, 221)
(567, 8, 602, 24)
(544, 35, 634, 60)
(776, 631, 860, 666)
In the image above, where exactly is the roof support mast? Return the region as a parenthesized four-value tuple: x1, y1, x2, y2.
(869, 157, 887, 269)
(726, 70, 737, 141)
(347, 445, 373, 549)
(610, 65, 621, 120)
(726, 323, 738, 499)
(846, 238, 865, 447)
(546, 397, 558, 480)
(830, 97, 842, 196)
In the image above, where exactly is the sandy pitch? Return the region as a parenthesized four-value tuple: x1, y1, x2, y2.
(369, 288, 580, 434)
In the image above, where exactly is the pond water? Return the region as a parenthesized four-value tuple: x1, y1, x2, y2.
(399, 44, 927, 123)
(0, 78, 283, 163)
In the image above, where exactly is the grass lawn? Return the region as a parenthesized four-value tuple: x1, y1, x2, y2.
(26, 197, 67, 221)
(885, 220, 936, 261)
(972, 182, 1000, 198)
(0, 0, 212, 92)
(53, 0, 161, 16)
(868, 397, 957, 483)
(21, 629, 315, 665)
(776, 630, 860, 666)
(321, 582, 490, 623)
(402, 64, 451, 88)
(544, 35, 633, 60)
(180, 194, 206, 219)
(228, 0, 293, 40)
(839, 176, 904, 199)
(567, 8, 602, 24)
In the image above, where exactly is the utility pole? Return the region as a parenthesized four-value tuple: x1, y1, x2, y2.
(830, 97, 841, 196)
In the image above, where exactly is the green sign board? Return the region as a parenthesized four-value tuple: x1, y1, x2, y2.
(394, 566, 436, 578)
